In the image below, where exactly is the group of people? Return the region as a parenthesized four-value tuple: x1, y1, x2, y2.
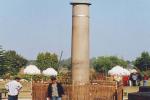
(5, 76, 64, 100)
(129, 73, 149, 86)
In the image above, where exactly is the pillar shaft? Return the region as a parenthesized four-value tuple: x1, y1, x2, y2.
(71, 2, 90, 85)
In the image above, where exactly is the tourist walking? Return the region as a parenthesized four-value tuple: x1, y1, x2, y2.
(143, 74, 149, 86)
(47, 76, 64, 100)
(131, 73, 138, 86)
(5, 77, 22, 100)
(129, 73, 133, 86)
(137, 73, 142, 86)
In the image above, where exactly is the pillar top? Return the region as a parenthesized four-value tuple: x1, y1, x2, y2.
(70, 2, 91, 5)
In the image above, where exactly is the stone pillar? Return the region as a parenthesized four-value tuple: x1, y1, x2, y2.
(71, 1, 91, 85)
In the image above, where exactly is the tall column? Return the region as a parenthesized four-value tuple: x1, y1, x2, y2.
(71, 1, 91, 85)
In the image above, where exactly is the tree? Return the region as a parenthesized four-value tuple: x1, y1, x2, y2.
(61, 58, 71, 70)
(36, 52, 58, 70)
(4, 50, 28, 75)
(0, 45, 7, 76)
(134, 51, 150, 71)
(92, 56, 128, 73)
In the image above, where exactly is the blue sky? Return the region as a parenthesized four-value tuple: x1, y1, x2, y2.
(0, 0, 150, 60)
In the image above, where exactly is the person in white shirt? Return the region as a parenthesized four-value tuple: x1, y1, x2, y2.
(5, 77, 22, 100)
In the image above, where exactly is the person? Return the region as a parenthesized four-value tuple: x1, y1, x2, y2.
(47, 76, 64, 100)
(137, 73, 142, 86)
(131, 73, 137, 86)
(5, 77, 22, 100)
(129, 73, 133, 86)
(123, 76, 129, 86)
(143, 74, 149, 86)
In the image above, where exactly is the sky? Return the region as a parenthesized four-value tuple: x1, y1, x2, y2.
(0, 0, 150, 61)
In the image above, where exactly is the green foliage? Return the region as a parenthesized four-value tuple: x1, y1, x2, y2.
(16, 74, 46, 82)
(61, 58, 71, 70)
(28, 60, 36, 65)
(36, 52, 58, 70)
(22, 74, 32, 81)
(143, 71, 150, 77)
(134, 51, 150, 71)
(2, 73, 11, 80)
(0, 47, 28, 76)
(0, 46, 8, 76)
(4, 50, 28, 75)
(57, 72, 72, 84)
(32, 74, 43, 82)
(92, 56, 128, 73)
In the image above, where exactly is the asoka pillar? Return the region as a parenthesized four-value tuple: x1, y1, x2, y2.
(71, 1, 91, 85)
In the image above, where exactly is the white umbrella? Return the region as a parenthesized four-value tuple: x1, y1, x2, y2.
(24, 65, 41, 93)
(108, 65, 130, 76)
(24, 65, 41, 75)
(122, 69, 130, 76)
(43, 68, 58, 76)
(130, 69, 137, 73)
(108, 65, 123, 76)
